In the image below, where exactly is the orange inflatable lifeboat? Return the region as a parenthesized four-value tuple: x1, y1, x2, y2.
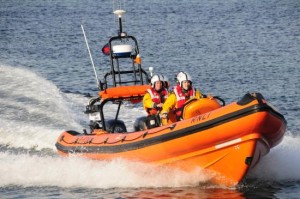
(56, 9, 286, 186)
(56, 90, 286, 186)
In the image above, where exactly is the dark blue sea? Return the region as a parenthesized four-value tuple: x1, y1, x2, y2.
(1, 0, 300, 198)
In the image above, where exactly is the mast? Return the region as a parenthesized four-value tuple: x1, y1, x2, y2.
(81, 24, 100, 89)
(113, 9, 126, 36)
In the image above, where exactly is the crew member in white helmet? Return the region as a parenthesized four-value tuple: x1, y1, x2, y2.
(143, 74, 169, 128)
(160, 71, 204, 122)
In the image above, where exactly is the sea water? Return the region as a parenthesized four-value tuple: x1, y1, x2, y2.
(1, 0, 300, 198)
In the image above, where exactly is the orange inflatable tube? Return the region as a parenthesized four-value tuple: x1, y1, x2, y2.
(56, 93, 286, 186)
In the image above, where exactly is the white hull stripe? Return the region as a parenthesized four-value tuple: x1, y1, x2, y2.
(215, 138, 242, 149)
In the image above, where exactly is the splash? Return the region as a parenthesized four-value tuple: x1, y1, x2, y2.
(0, 152, 211, 188)
(248, 132, 300, 181)
(0, 65, 84, 149)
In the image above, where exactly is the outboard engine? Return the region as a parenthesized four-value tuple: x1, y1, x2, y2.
(133, 115, 160, 131)
(133, 116, 147, 131)
(105, 119, 127, 133)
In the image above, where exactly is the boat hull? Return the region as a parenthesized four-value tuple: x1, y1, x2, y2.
(56, 95, 286, 186)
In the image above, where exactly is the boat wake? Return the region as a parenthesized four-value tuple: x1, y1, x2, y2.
(248, 133, 300, 182)
(1, 64, 299, 188)
(1, 134, 299, 189)
(0, 64, 85, 150)
(0, 151, 212, 188)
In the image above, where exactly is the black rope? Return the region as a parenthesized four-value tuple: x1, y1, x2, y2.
(60, 124, 177, 145)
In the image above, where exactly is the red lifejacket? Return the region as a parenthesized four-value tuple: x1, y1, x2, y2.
(173, 84, 196, 117)
(146, 87, 168, 115)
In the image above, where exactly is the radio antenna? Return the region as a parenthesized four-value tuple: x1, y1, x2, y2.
(113, 9, 126, 36)
(81, 24, 100, 89)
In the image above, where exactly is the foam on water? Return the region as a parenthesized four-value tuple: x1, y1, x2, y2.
(0, 64, 84, 149)
(2, 134, 300, 189)
(249, 133, 300, 181)
(0, 152, 211, 188)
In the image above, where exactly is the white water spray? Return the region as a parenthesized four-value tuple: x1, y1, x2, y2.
(0, 65, 84, 149)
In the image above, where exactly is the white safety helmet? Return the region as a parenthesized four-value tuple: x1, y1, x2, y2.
(176, 71, 192, 86)
(151, 74, 163, 87)
(161, 74, 168, 82)
(160, 74, 170, 89)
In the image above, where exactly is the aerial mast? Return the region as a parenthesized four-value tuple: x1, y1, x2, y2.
(113, 0, 127, 37)
(114, 9, 126, 36)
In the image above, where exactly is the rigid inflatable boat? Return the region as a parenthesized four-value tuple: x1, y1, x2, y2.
(55, 9, 287, 186)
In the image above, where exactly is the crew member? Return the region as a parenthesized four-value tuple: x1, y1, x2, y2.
(143, 74, 169, 128)
(160, 71, 204, 122)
